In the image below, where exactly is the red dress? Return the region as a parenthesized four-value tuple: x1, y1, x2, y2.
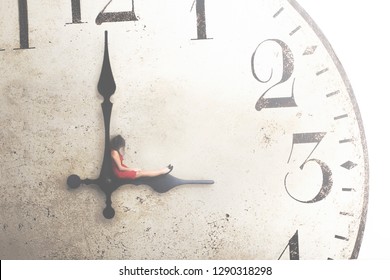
(112, 152, 137, 179)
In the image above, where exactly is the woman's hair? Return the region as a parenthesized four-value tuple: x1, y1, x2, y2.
(110, 135, 126, 152)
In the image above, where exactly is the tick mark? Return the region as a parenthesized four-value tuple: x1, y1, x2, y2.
(335, 235, 349, 241)
(316, 68, 329, 76)
(303, 46, 317, 55)
(334, 114, 348, 120)
(326, 90, 340, 98)
(273, 7, 284, 18)
(341, 161, 357, 170)
(339, 139, 353, 144)
(289, 26, 301, 36)
(340, 212, 354, 217)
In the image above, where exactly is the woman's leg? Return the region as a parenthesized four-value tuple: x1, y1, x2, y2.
(135, 166, 172, 178)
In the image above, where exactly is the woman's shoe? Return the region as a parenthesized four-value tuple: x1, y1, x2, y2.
(167, 164, 173, 174)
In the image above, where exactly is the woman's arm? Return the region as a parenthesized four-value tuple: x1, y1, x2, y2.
(111, 150, 141, 172)
(111, 150, 129, 171)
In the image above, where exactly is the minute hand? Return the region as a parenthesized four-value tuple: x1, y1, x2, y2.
(97, 30, 116, 184)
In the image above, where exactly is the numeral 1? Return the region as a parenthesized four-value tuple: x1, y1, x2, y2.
(192, 0, 212, 40)
(278, 230, 300, 260)
(69, 0, 85, 24)
(15, 0, 34, 50)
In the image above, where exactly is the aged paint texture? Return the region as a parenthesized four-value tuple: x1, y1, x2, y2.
(0, 0, 368, 259)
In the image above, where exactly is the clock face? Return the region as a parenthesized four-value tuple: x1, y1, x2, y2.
(0, 0, 368, 260)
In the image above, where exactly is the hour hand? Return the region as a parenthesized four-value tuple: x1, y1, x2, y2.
(121, 174, 214, 193)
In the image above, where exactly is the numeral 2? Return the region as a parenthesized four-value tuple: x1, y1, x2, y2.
(251, 39, 297, 111)
(68, 0, 138, 25)
(96, 0, 138, 25)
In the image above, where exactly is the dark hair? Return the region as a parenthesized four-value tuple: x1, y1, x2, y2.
(110, 135, 126, 151)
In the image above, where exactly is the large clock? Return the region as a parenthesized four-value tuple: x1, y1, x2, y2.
(0, 0, 368, 260)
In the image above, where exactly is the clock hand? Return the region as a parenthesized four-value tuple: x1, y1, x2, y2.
(67, 30, 118, 219)
(97, 30, 116, 187)
(67, 31, 214, 219)
(123, 175, 214, 193)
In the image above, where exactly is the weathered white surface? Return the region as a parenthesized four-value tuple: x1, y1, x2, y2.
(0, 0, 368, 259)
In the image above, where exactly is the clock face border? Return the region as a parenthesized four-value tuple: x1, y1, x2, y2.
(288, 0, 369, 259)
